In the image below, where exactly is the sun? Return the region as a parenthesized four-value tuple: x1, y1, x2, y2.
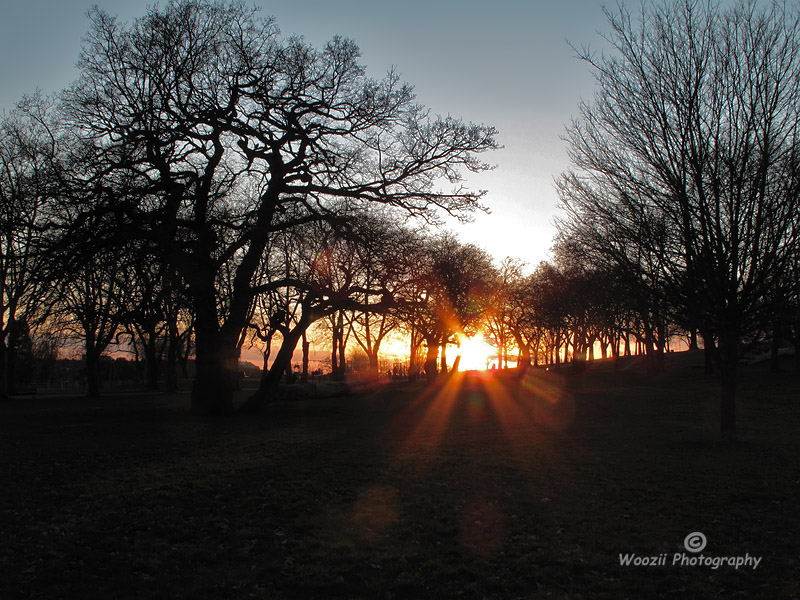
(457, 334, 497, 371)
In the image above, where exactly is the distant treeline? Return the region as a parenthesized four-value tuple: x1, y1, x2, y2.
(1, 1, 799, 441)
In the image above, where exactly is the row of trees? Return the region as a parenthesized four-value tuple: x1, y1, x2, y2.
(0, 82, 690, 402)
(3, 0, 799, 441)
(0, 94, 715, 399)
(0, 0, 502, 413)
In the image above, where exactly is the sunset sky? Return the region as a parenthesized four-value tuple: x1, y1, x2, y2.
(1, 0, 613, 267)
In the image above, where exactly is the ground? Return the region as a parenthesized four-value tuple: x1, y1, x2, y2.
(1, 352, 798, 599)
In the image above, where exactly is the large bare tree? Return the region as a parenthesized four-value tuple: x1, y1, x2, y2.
(62, 0, 497, 414)
(558, 0, 800, 439)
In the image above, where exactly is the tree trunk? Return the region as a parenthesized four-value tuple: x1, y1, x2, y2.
(701, 331, 716, 374)
(144, 336, 161, 391)
(719, 359, 737, 441)
(688, 328, 699, 351)
(424, 338, 438, 381)
(240, 332, 298, 413)
(794, 311, 800, 373)
(240, 310, 313, 413)
(718, 325, 738, 441)
(85, 349, 101, 398)
(409, 327, 420, 379)
(165, 340, 178, 393)
(655, 322, 666, 371)
(301, 332, 310, 383)
(331, 312, 346, 381)
(0, 338, 9, 400)
(513, 332, 531, 367)
(642, 323, 664, 373)
(7, 343, 17, 396)
(338, 323, 346, 379)
(367, 351, 380, 379)
(554, 332, 561, 366)
(331, 329, 339, 378)
(191, 321, 237, 415)
(796, 337, 800, 374)
(186, 268, 239, 414)
(165, 320, 179, 394)
(770, 316, 782, 372)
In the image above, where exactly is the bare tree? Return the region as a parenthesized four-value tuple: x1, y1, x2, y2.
(57, 249, 123, 397)
(522, 262, 570, 367)
(0, 94, 61, 397)
(484, 257, 526, 368)
(244, 224, 322, 406)
(115, 257, 171, 390)
(506, 271, 541, 367)
(342, 210, 421, 378)
(398, 234, 495, 379)
(62, 0, 498, 414)
(558, 0, 800, 439)
(554, 184, 674, 370)
(240, 214, 398, 412)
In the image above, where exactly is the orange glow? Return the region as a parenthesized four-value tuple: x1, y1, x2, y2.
(387, 367, 576, 498)
(456, 334, 496, 371)
(478, 368, 576, 455)
(389, 372, 464, 473)
(405, 374, 462, 449)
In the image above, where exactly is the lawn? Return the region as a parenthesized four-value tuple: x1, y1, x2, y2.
(1, 352, 799, 599)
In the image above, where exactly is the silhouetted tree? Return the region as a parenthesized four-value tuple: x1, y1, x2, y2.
(63, 0, 498, 414)
(525, 262, 569, 366)
(559, 0, 800, 439)
(0, 94, 61, 397)
(342, 210, 421, 378)
(399, 234, 494, 379)
(57, 248, 123, 396)
(240, 214, 398, 412)
(551, 234, 670, 368)
(506, 270, 544, 366)
(485, 257, 526, 368)
(115, 257, 172, 390)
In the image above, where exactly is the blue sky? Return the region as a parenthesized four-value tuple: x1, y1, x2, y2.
(0, 0, 611, 266)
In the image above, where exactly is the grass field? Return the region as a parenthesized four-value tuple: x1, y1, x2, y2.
(1, 352, 799, 599)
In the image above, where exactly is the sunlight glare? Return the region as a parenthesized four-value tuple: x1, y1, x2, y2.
(457, 335, 496, 371)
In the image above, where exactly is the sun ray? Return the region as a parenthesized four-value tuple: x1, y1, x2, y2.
(391, 372, 465, 472)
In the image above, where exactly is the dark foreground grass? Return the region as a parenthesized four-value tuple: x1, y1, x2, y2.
(1, 353, 799, 599)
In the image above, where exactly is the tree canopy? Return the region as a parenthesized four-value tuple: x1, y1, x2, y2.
(59, 0, 498, 413)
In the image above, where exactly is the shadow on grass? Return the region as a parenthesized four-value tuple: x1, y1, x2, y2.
(1, 362, 798, 599)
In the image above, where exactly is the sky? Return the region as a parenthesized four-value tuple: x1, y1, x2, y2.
(0, 0, 611, 268)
